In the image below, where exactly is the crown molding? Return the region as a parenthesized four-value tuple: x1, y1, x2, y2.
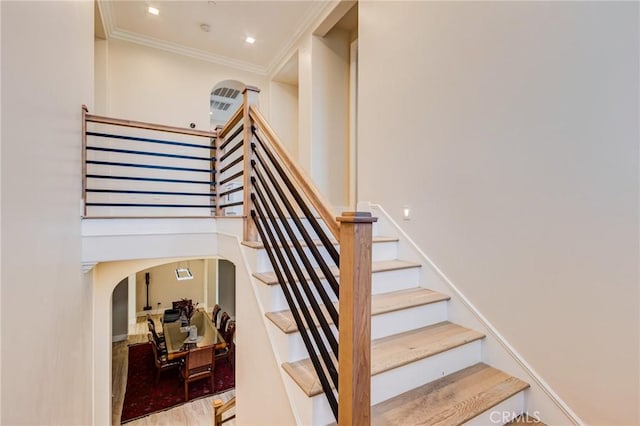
(82, 262, 98, 273)
(109, 28, 268, 75)
(265, 0, 337, 77)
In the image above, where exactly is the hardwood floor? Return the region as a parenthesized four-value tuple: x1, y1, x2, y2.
(112, 315, 236, 426)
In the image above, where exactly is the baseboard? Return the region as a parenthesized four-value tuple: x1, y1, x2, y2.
(112, 334, 128, 343)
(370, 203, 585, 425)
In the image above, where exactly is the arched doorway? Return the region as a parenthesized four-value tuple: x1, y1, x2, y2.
(210, 80, 245, 128)
(108, 258, 236, 423)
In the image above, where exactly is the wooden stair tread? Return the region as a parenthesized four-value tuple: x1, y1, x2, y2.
(253, 259, 420, 286)
(371, 363, 530, 426)
(282, 321, 484, 397)
(266, 287, 450, 334)
(505, 414, 546, 425)
(242, 235, 398, 249)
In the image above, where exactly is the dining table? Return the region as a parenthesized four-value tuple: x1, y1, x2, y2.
(162, 310, 226, 361)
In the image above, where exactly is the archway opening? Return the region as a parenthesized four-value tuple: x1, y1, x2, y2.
(210, 80, 245, 128)
(106, 257, 237, 424)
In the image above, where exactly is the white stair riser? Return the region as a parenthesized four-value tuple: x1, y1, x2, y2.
(371, 267, 420, 294)
(274, 323, 338, 363)
(252, 240, 398, 273)
(261, 217, 335, 244)
(275, 302, 449, 362)
(259, 279, 338, 313)
(371, 301, 448, 339)
(371, 340, 482, 404)
(257, 266, 420, 312)
(463, 392, 525, 425)
(301, 341, 482, 424)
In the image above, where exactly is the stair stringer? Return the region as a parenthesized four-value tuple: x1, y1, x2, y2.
(216, 232, 301, 425)
(368, 203, 584, 425)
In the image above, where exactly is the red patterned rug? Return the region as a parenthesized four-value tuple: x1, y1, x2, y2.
(121, 343, 235, 423)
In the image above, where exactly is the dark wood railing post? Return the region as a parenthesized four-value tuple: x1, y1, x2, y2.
(213, 124, 224, 216)
(337, 211, 376, 426)
(242, 86, 260, 241)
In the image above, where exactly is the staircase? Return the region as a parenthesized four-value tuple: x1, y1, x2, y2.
(242, 223, 531, 425)
(212, 86, 539, 425)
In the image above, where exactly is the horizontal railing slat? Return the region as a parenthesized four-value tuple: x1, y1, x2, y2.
(87, 131, 212, 150)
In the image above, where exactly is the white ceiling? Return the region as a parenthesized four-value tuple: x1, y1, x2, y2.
(98, 0, 332, 75)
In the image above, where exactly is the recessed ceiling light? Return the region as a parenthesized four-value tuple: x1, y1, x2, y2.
(245, 36, 256, 44)
(148, 6, 159, 16)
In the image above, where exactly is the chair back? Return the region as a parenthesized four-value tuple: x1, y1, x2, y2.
(219, 312, 231, 334)
(147, 320, 162, 345)
(211, 304, 221, 327)
(185, 345, 214, 374)
(224, 321, 236, 344)
(148, 334, 162, 368)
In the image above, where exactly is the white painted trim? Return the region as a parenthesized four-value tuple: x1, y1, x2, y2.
(127, 274, 136, 326)
(264, 0, 333, 76)
(109, 28, 267, 75)
(82, 261, 97, 273)
(370, 203, 585, 425)
(112, 334, 128, 343)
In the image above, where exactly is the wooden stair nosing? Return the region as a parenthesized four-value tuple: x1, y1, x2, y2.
(242, 235, 398, 250)
(253, 259, 421, 286)
(282, 321, 485, 397)
(371, 363, 530, 426)
(266, 287, 451, 334)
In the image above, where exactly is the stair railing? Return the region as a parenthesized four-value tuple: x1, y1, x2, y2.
(219, 86, 374, 424)
(213, 398, 235, 425)
(81, 106, 217, 217)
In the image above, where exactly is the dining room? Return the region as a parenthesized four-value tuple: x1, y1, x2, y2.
(110, 258, 237, 425)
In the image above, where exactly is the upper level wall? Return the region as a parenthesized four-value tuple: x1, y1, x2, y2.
(1, 1, 94, 425)
(96, 39, 270, 130)
(358, 2, 639, 424)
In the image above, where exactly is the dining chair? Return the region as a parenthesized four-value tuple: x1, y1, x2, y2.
(148, 333, 181, 384)
(211, 304, 221, 328)
(179, 345, 215, 401)
(215, 320, 235, 370)
(218, 312, 230, 334)
(147, 319, 167, 355)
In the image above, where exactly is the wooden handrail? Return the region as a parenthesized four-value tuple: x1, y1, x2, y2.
(213, 398, 235, 426)
(217, 104, 243, 139)
(85, 113, 216, 138)
(248, 105, 340, 240)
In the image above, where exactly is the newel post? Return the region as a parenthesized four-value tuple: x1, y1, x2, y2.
(337, 211, 377, 426)
(242, 86, 260, 242)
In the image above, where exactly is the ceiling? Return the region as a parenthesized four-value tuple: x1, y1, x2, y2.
(97, 0, 332, 75)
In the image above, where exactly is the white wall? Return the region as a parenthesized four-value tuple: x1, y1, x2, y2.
(358, 2, 639, 425)
(136, 260, 205, 312)
(1, 1, 93, 424)
(309, 27, 351, 209)
(269, 81, 299, 158)
(100, 39, 270, 130)
(206, 258, 218, 309)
